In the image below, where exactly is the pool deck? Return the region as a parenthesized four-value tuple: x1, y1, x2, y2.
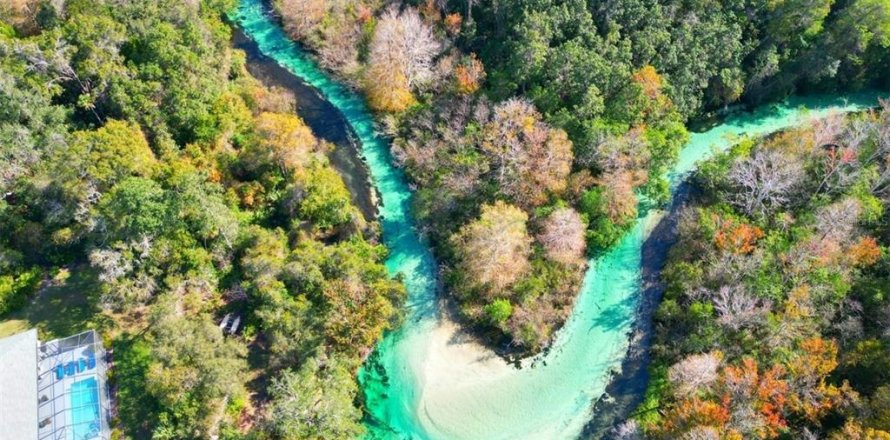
(36, 331, 109, 440)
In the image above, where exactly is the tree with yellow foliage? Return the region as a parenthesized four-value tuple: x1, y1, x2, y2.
(451, 201, 532, 295)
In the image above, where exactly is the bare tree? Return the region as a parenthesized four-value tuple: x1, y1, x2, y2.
(481, 98, 573, 207)
(709, 285, 771, 331)
(317, 20, 362, 77)
(370, 6, 441, 89)
(681, 426, 721, 440)
(668, 352, 722, 396)
(814, 197, 861, 243)
(728, 149, 805, 217)
(279, 0, 325, 40)
(537, 207, 587, 265)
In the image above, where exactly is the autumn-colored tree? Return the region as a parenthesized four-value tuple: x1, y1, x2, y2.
(451, 201, 532, 295)
(365, 68, 416, 112)
(784, 338, 850, 422)
(537, 207, 586, 265)
(278, 0, 325, 40)
(0, 0, 39, 35)
(481, 98, 573, 207)
(713, 216, 764, 254)
(848, 236, 882, 267)
(633, 65, 663, 100)
(444, 13, 463, 35)
(454, 54, 485, 94)
(601, 171, 639, 224)
(722, 358, 789, 438)
(322, 277, 401, 356)
(251, 112, 322, 175)
(366, 6, 441, 112)
(830, 420, 890, 440)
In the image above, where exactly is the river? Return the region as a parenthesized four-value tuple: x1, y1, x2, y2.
(230, 2, 885, 438)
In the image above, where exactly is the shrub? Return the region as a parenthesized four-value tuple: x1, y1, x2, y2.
(0, 267, 41, 315)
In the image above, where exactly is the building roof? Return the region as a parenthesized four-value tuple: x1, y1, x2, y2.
(0, 329, 39, 440)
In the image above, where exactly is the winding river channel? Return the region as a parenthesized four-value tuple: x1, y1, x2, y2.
(231, 2, 886, 438)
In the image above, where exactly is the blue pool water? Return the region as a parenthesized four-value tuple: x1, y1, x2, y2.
(69, 377, 100, 440)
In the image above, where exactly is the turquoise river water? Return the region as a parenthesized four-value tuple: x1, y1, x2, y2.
(231, 2, 885, 438)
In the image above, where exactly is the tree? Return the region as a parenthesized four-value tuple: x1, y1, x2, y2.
(251, 112, 321, 175)
(454, 54, 485, 94)
(146, 298, 247, 440)
(537, 207, 586, 265)
(709, 285, 770, 331)
(98, 177, 168, 240)
(0, 66, 67, 194)
(365, 6, 441, 112)
(451, 201, 532, 295)
(713, 217, 764, 255)
(728, 149, 805, 217)
(290, 165, 355, 231)
(278, 0, 325, 40)
(484, 298, 513, 324)
(89, 237, 158, 309)
(481, 98, 573, 207)
(668, 352, 723, 397)
(321, 276, 401, 357)
(266, 356, 364, 439)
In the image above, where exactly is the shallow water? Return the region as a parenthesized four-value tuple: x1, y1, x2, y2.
(231, 3, 884, 438)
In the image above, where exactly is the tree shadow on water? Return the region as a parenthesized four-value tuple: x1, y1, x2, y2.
(580, 182, 694, 439)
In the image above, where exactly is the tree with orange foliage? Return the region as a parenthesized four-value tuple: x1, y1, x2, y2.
(633, 65, 663, 100)
(444, 13, 463, 35)
(848, 236, 883, 267)
(784, 338, 852, 422)
(454, 54, 485, 94)
(249, 112, 323, 175)
(713, 216, 764, 254)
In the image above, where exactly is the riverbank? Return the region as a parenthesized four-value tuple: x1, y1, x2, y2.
(231, 3, 887, 437)
(232, 28, 378, 221)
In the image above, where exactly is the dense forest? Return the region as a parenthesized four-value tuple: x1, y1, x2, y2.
(2, 0, 890, 438)
(619, 107, 890, 439)
(0, 0, 403, 438)
(272, 0, 890, 354)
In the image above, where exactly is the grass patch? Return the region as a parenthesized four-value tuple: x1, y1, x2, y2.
(0, 266, 111, 340)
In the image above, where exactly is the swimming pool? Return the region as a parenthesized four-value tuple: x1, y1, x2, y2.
(68, 377, 100, 440)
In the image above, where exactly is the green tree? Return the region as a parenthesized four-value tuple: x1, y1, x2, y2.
(266, 356, 364, 439)
(98, 177, 168, 240)
(146, 297, 248, 440)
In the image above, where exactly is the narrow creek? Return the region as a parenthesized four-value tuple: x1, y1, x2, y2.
(230, 2, 886, 438)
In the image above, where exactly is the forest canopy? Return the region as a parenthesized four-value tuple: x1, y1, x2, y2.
(622, 106, 890, 439)
(0, 1, 403, 438)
